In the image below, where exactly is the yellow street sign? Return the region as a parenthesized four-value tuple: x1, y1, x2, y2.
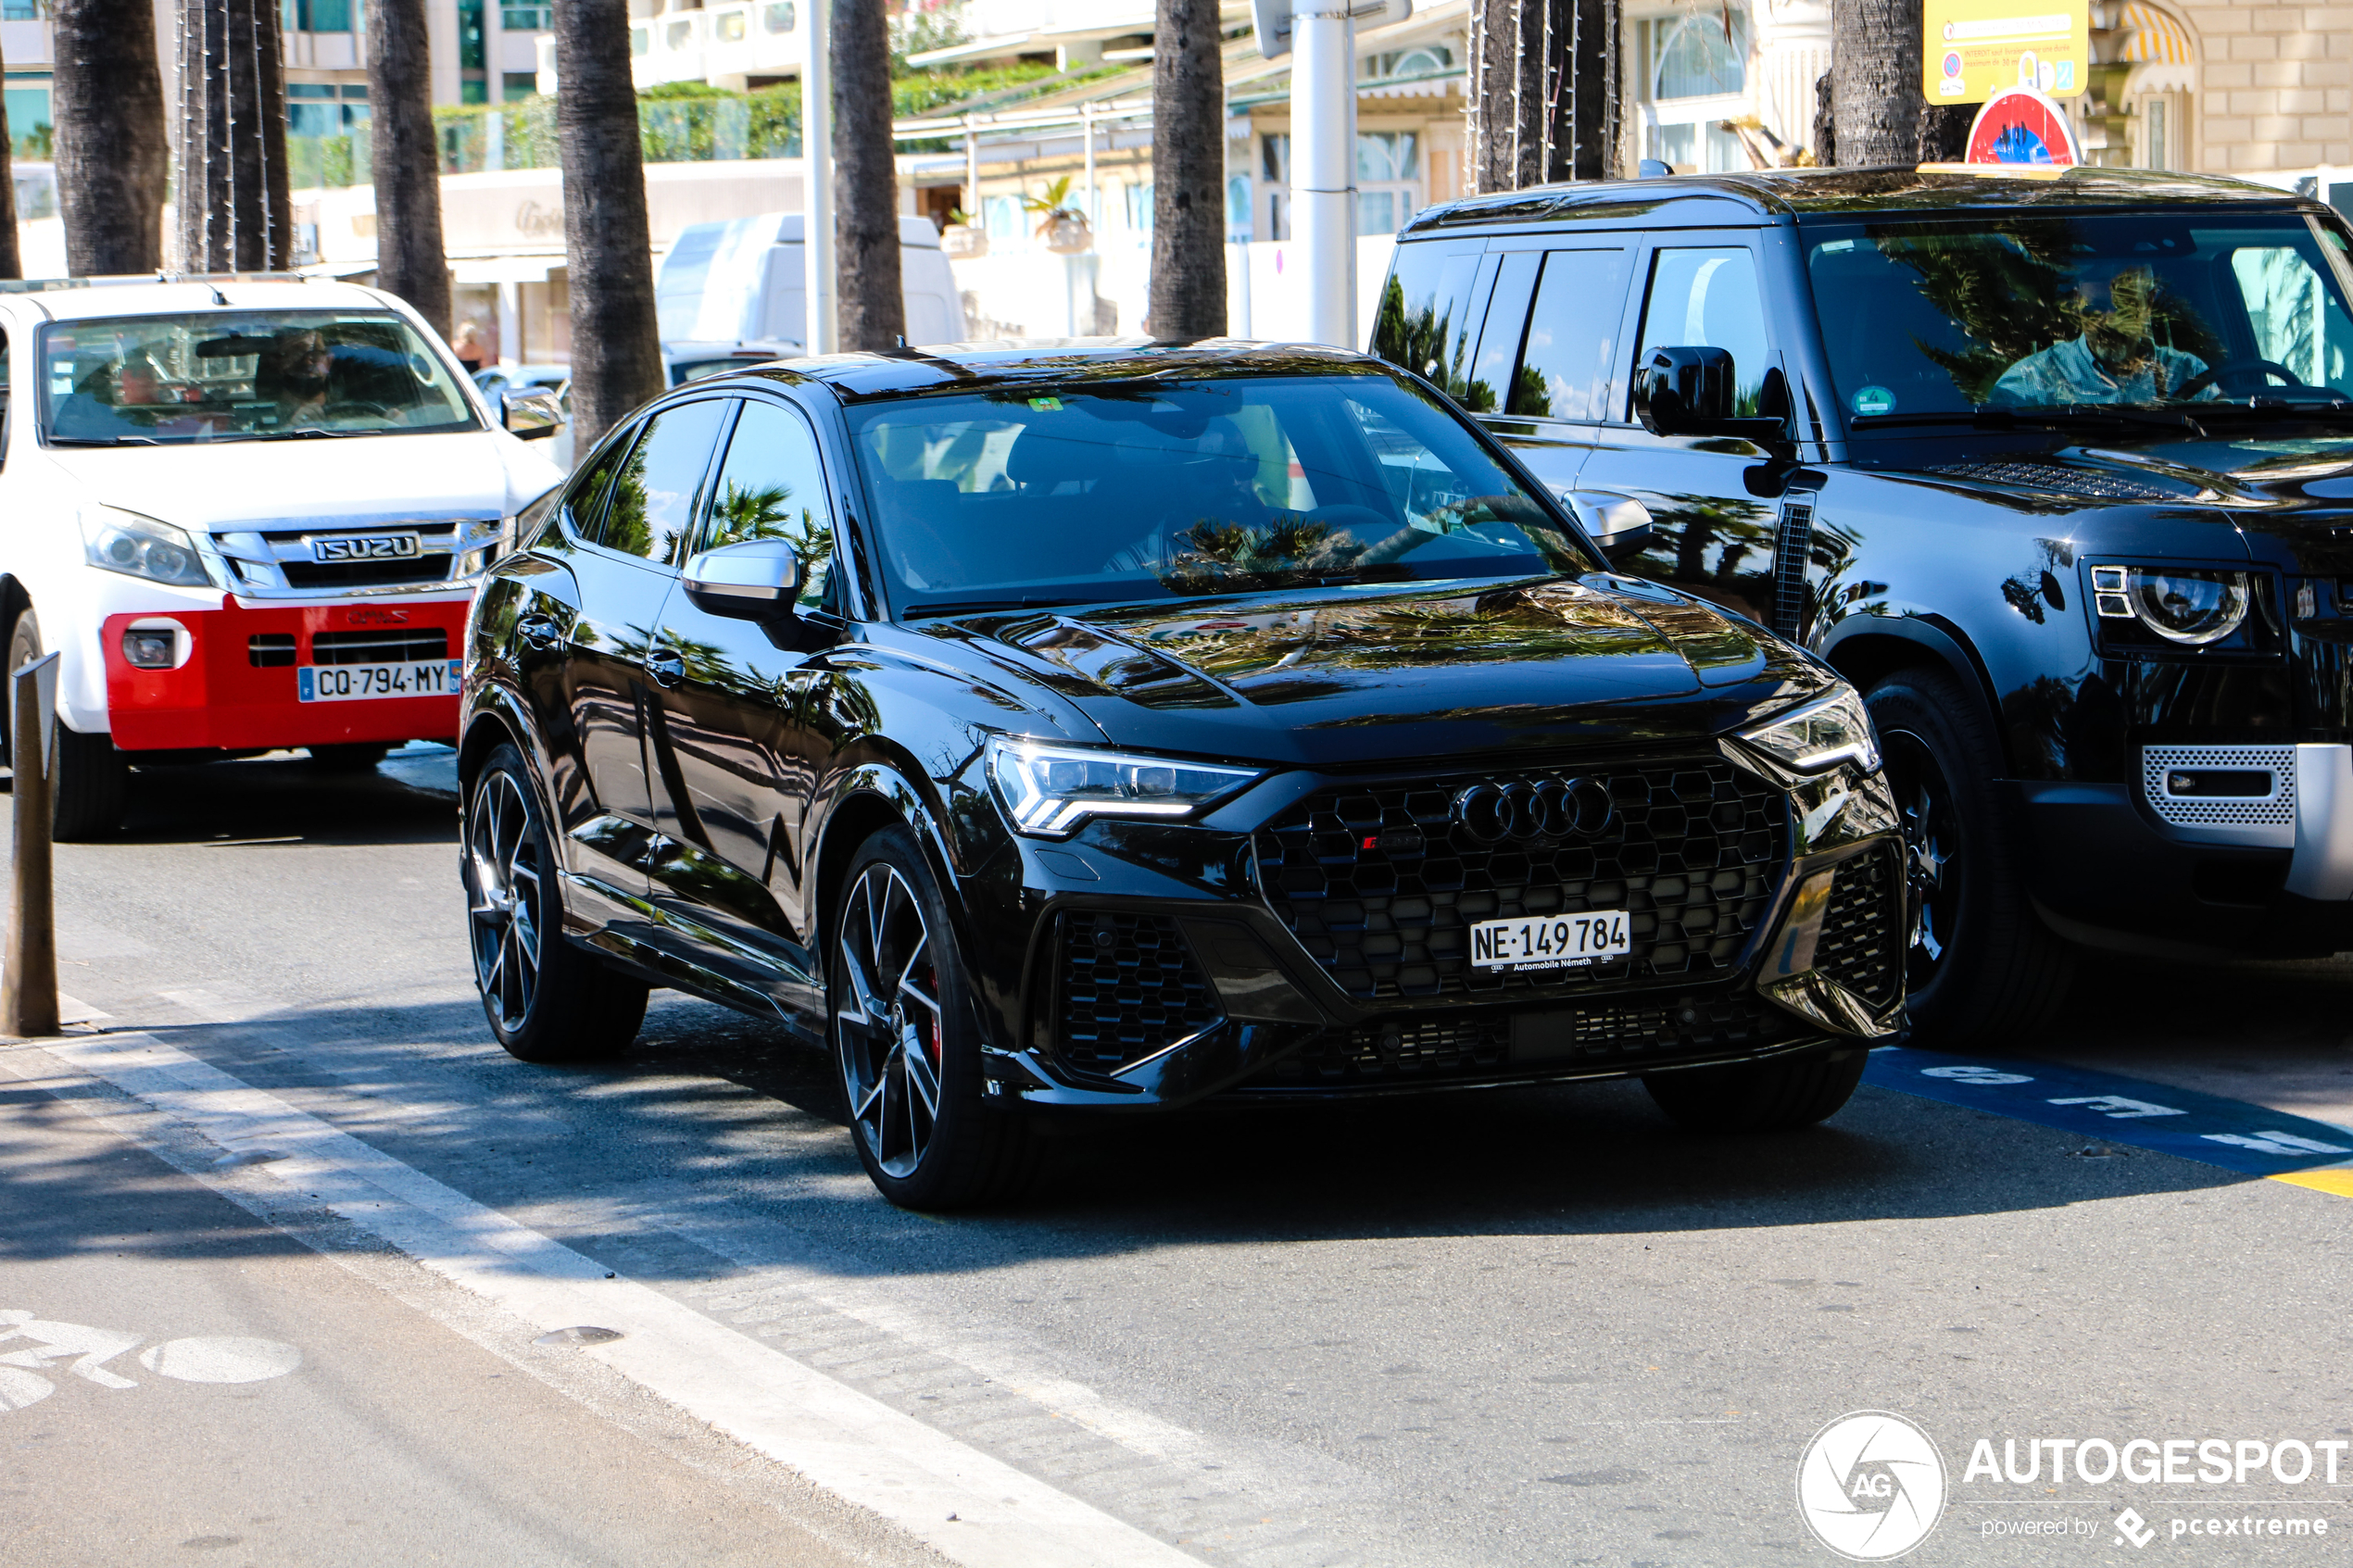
(1922, 0, 2091, 104)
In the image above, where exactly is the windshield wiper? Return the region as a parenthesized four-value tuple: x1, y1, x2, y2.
(46, 433, 158, 446)
(1853, 406, 2208, 437)
(904, 596, 1077, 618)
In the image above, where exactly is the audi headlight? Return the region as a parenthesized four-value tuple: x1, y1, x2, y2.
(986, 737, 1260, 837)
(81, 506, 218, 589)
(2091, 565, 2250, 646)
(1737, 686, 1881, 774)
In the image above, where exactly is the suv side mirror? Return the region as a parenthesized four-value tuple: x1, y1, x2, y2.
(1632, 346, 1793, 449)
(502, 386, 562, 440)
(1560, 489, 1655, 562)
(683, 538, 802, 621)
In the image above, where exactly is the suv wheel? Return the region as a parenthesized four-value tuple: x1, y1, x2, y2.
(8, 608, 131, 841)
(1643, 1047, 1867, 1132)
(1865, 666, 2073, 1047)
(463, 743, 648, 1062)
(831, 824, 1036, 1210)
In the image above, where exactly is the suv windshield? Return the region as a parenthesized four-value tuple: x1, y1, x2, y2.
(1803, 210, 2353, 420)
(40, 310, 478, 444)
(845, 372, 1589, 616)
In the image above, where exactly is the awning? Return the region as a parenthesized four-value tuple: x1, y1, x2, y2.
(2120, 3, 2195, 63)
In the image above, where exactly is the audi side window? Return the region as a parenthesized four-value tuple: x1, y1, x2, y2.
(704, 399, 835, 611)
(560, 427, 636, 544)
(597, 398, 730, 566)
(1632, 246, 1772, 416)
(1511, 248, 1630, 420)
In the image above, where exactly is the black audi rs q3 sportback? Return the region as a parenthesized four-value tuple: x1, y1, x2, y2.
(457, 341, 1906, 1209)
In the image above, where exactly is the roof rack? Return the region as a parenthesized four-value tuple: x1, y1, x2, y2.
(0, 270, 315, 295)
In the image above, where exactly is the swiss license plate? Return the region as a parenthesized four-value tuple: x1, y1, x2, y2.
(311, 533, 421, 562)
(298, 659, 459, 702)
(1468, 911, 1630, 972)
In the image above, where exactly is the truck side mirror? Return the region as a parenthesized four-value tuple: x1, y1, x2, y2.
(1633, 345, 1736, 433)
(683, 538, 802, 621)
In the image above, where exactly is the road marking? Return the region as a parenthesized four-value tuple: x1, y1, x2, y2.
(15, 1030, 1202, 1568)
(1869, 1047, 2353, 1197)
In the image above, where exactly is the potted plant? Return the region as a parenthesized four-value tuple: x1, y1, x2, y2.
(940, 207, 988, 259)
(1022, 175, 1092, 255)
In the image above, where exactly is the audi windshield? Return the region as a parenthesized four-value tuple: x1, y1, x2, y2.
(40, 311, 480, 445)
(1805, 210, 2353, 420)
(843, 372, 1593, 617)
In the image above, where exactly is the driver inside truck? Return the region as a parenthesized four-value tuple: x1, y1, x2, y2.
(1990, 261, 2221, 406)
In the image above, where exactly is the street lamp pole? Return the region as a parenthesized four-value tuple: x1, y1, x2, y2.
(803, 0, 837, 354)
(1292, 0, 1356, 349)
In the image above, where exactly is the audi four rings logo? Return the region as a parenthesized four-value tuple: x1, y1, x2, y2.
(1451, 779, 1615, 844)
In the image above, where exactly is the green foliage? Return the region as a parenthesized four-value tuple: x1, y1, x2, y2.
(1156, 517, 1370, 595)
(1370, 276, 1489, 410)
(889, 0, 968, 70)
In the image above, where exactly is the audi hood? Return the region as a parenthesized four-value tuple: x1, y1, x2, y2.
(921, 575, 1836, 768)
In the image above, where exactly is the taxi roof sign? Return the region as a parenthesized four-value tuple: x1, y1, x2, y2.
(1960, 85, 2085, 168)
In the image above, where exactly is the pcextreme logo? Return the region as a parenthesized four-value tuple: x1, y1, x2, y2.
(1797, 1410, 1950, 1561)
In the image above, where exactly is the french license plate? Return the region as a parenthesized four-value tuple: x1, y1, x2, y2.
(297, 659, 459, 702)
(311, 533, 421, 562)
(1468, 911, 1630, 972)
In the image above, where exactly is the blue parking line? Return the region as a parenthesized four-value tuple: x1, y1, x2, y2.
(1864, 1047, 2353, 1177)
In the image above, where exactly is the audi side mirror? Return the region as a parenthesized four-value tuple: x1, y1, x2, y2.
(1632, 346, 1793, 451)
(501, 386, 562, 440)
(683, 538, 802, 621)
(1559, 489, 1655, 563)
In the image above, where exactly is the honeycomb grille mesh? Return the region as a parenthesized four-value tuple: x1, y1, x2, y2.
(2141, 745, 2296, 828)
(1816, 850, 1903, 1011)
(1056, 913, 1224, 1075)
(1252, 759, 1788, 1000)
(1928, 459, 2175, 501)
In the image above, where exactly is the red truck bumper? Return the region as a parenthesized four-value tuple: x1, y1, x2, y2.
(102, 596, 469, 754)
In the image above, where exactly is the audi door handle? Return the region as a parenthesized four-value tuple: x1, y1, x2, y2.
(647, 650, 686, 687)
(517, 613, 560, 650)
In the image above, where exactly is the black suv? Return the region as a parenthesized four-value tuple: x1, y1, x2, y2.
(458, 343, 1904, 1208)
(1378, 166, 2353, 1046)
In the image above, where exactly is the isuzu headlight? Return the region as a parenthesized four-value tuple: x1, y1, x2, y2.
(986, 737, 1260, 837)
(1736, 687, 1881, 774)
(80, 506, 218, 589)
(2091, 565, 2250, 646)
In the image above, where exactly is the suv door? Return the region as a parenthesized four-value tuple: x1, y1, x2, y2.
(1574, 233, 1794, 629)
(1467, 240, 1635, 505)
(552, 397, 730, 894)
(638, 395, 839, 1014)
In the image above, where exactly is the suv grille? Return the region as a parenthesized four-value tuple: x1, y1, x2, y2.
(248, 633, 296, 668)
(1252, 759, 1787, 1000)
(1055, 912, 1224, 1076)
(1816, 848, 1902, 1010)
(280, 558, 450, 589)
(1246, 990, 1793, 1089)
(310, 628, 450, 665)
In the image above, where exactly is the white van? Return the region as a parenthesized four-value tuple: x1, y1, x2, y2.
(0, 276, 564, 835)
(655, 213, 967, 370)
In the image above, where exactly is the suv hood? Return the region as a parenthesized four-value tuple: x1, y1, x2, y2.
(36, 429, 553, 528)
(921, 576, 1830, 768)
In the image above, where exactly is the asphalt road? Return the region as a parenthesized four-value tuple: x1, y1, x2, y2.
(4, 746, 2351, 1567)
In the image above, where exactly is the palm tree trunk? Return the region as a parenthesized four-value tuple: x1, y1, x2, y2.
(832, 0, 902, 351)
(554, 0, 662, 449)
(368, 0, 452, 337)
(1829, 0, 1925, 166)
(1466, 0, 1555, 192)
(174, 0, 295, 270)
(52, 0, 169, 274)
(1148, 0, 1224, 339)
(0, 33, 19, 281)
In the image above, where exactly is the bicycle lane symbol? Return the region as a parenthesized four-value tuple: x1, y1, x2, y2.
(0, 1309, 301, 1412)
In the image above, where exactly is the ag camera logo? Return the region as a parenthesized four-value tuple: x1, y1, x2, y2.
(1797, 1411, 1948, 1560)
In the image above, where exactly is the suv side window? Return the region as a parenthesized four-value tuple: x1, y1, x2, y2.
(1633, 246, 1772, 415)
(598, 398, 729, 565)
(560, 424, 636, 543)
(2230, 245, 2353, 394)
(1509, 248, 1631, 420)
(703, 398, 836, 612)
(1372, 242, 1494, 405)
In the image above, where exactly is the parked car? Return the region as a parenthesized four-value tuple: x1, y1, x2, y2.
(472, 362, 569, 398)
(0, 276, 564, 835)
(655, 213, 968, 357)
(458, 341, 1906, 1209)
(1373, 165, 2353, 1047)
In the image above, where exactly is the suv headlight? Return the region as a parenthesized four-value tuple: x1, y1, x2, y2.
(1736, 686, 1880, 774)
(986, 737, 1260, 837)
(81, 506, 218, 589)
(2091, 565, 2250, 646)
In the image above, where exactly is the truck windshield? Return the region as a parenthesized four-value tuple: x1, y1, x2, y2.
(1802, 211, 2353, 420)
(844, 372, 1591, 616)
(40, 311, 479, 445)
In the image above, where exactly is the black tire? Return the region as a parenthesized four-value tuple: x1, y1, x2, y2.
(1865, 666, 2074, 1047)
(308, 743, 393, 773)
(9, 608, 131, 840)
(462, 743, 648, 1062)
(1642, 1047, 1868, 1133)
(831, 823, 1037, 1210)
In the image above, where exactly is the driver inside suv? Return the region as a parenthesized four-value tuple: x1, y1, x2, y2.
(1991, 261, 2221, 406)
